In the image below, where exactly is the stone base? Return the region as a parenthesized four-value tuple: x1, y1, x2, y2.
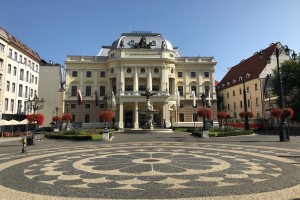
(102, 132, 110, 141)
(201, 130, 209, 138)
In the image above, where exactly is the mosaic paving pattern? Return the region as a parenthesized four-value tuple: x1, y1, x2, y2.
(0, 142, 300, 199)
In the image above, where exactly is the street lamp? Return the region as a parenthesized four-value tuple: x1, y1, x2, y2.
(242, 69, 250, 130)
(27, 95, 45, 114)
(103, 94, 109, 134)
(223, 105, 228, 125)
(65, 103, 70, 130)
(259, 45, 296, 142)
(55, 106, 59, 128)
(200, 93, 207, 130)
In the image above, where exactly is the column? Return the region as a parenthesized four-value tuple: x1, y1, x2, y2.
(118, 101, 124, 129)
(147, 67, 152, 91)
(134, 67, 138, 94)
(164, 102, 171, 128)
(161, 67, 166, 92)
(134, 102, 139, 129)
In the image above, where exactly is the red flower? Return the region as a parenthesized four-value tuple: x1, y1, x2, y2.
(248, 111, 254, 118)
(26, 113, 45, 125)
(99, 110, 114, 122)
(217, 112, 226, 119)
(52, 116, 61, 122)
(271, 108, 283, 118)
(197, 108, 212, 119)
(239, 111, 247, 118)
(62, 114, 72, 121)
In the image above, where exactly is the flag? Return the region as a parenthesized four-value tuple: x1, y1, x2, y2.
(77, 89, 82, 105)
(111, 91, 116, 106)
(192, 91, 196, 107)
(208, 89, 211, 107)
(95, 90, 99, 106)
(177, 90, 180, 108)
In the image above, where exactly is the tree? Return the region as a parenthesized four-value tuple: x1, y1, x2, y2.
(271, 55, 300, 121)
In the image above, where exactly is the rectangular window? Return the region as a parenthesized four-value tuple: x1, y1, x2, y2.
(6, 81, 10, 91)
(5, 98, 8, 111)
(240, 101, 243, 108)
(8, 49, 12, 58)
(248, 99, 251, 107)
(99, 104, 105, 109)
(139, 85, 146, 91)
(193, 113, 198, 122)
(100, 86, 105, 96)
(126, 85, 133, 91)
(204, 72, 209, 78)
(85, 86, 91, 96)
(247, 86, 249, 93)
(152, 85, 159, 91)
(24, 58, 27, 65)
(227, 92, 229, 98)
(233, 90, 235, 96)
(13, 67, 17, 76)
(239, 88, 242, 95)
(179, 114, 184, 122)
(255, 83, 258, 90)
(12, 83, 15, 93)
(26, 71, 29, 82)
(85, 104, 91, 109)
(25, 86, 28, 98)
(19, 84, 23, 97)
(179, 103, 184, 108)
(71, 86, 77, 96)
(234, 102, 236, 109)
(71, 104, 76, 109)
(86, 71, 92, 77)
(20, 69, 24, 80)
(100, 71, 105, 77)
(8, 64, 11, 74)
(10, 99, 14, 112)
(0, 58, 3, 69)
(205, 86, 210, 96)
(256, 97, 259, 105)
(0, 43, 4, 54)
(72, 71, 78, 77)
(178, 86, 183, 96)
(19, 55, 22, 62)
(191, 86, 197, 95)
(178, 72, 182, 77)
(227, 103, 230, 110)
(191, 72, 196, 77)
(35, 77, 37, 84)
(14, 52, 17, 60)
(85, 114, 90, 123)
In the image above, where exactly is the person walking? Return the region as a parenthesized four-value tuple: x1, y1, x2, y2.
(21, 134, 27, 153)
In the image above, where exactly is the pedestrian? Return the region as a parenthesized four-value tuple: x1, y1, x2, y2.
(21, 133, 27, 153)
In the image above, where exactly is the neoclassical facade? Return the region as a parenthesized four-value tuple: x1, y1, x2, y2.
(64, 32, 217, 129)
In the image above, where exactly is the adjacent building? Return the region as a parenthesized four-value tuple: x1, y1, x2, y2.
(0, 27, 41, 120)
(64, 31, 217, 129)
(217, 42, 290, 125)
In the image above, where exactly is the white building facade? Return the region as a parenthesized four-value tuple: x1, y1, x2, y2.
(64, 32, 217, 129)
(0, 27, 41, 119)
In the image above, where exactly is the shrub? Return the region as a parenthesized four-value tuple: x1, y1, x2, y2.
(45, 134, 92, 140)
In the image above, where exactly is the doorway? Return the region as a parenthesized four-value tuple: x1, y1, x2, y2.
(124, 111, 133, 128)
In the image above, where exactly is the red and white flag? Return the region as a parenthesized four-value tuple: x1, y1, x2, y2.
(77, 89, 82, 105)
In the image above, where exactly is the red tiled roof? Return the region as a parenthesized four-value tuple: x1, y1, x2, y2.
(217, 43, 277, 91)
(0, 27, 41, 62)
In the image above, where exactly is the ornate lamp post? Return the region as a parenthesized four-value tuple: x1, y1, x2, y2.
(103, 94, 109, 135)
(200, 93, 207, 130)
(242, 69, 250, 130)
(27, 95, 45, 114)
(65, 103, 70, 130)
(259, 45, 296, 142)
(223, 105, 228, 125)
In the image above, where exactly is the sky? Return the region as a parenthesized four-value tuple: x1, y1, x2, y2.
(1, 0, 300, 81)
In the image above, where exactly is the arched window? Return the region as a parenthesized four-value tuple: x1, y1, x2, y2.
(127, 68, 132, 73)
(171, 68, 174, 74)
(154, 68, 159, 73)
(140, 68, 145, 73)
(111, 68, 114, 73)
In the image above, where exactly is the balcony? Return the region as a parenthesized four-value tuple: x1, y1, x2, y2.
(120, 91, 169, 97)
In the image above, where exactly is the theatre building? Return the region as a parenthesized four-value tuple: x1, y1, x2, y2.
(64, 32, 217, 129)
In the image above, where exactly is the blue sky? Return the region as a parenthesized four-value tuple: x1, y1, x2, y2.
(1, 0, 300, 81)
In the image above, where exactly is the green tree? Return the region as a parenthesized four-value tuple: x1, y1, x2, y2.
(271, 55, 300, 121)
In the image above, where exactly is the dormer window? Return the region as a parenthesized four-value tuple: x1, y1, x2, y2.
(246, 73, 251, 78)
(222, 84, 225, 87)
(232, 79, 236, 83)
(239, 76, 243, 81)
(227, 82, 230, 86)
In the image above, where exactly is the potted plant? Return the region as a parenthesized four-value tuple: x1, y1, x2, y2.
(52, 116, 61, 131)
(217, 111, 226, 128)
(62, 114, 72, 131)
(99, 110, 114, 141)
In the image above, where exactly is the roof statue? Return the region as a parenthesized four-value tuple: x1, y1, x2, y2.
(141, 88, 155, 100)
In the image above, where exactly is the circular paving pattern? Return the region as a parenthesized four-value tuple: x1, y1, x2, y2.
(0, 142, 300, 199)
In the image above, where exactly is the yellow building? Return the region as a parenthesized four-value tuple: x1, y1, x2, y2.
(64, 32, 217, 129)
(217, 42, 290, 124)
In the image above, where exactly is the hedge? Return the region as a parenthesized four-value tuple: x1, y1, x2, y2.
(45, 134, 92, 140)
